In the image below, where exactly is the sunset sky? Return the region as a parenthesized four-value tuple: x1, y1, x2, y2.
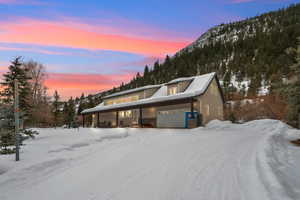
(0, 0, 299, 99)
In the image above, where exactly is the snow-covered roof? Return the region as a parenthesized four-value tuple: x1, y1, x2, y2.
(166, 76, 195, 85)
(82, 72, 216, 114)
(102, 84, 162, 99)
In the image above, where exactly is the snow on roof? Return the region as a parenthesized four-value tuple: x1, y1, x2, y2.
(151, 85, 167, 98)
(102, 84, 162, 99)
(166, 76, 195, 84)
(82, 72, 216, 114)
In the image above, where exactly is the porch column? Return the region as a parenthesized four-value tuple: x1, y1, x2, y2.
(190, 98, 194, 118)
(139, 107, 143, 127)
(82, 114, 85, 127)
(97, 112, 100, 128)
(116, 111, 119, 127)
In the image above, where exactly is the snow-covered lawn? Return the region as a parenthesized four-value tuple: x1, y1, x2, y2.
(0, 120, 299, 200)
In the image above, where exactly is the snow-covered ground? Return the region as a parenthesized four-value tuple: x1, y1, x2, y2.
(0, 120, 299, 200)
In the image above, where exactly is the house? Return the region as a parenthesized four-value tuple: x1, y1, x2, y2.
(81, 72, 225, 128)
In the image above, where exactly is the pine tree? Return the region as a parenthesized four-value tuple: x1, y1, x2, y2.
(0, 57, 31, 115)
(144, 65, 149, 76)
(77, 101, 84, 116)
(80, 93, 85, 101)
(0, 106, 15, 153)
(87, 95, 95, 108)
(65, 97, 76, 128)
(0, 57, 33, 152)
(53, 90, 60, 128)
(284, 40, 300, 127)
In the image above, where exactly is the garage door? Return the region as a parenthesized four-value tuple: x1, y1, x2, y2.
(157, 109, 186, 128)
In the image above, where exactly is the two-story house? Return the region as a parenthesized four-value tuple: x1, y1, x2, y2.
(81, 72, 224, 128)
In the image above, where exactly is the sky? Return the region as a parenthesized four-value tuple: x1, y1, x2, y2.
(0, 0, 299, 99)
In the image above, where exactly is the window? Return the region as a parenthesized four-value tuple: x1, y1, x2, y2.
(119, 110, 132, 118)
(105, 95, 139, 105)
(168, 86, 177, 95)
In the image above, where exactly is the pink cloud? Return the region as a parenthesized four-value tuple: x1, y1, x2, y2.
(0, 65, 132, 99)
(45, 72, 135, 99)
(0, 18, 190, 56)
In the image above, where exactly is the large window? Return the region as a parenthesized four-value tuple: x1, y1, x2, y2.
(119, 110, 132, 118)
(106, 95, 139, 105)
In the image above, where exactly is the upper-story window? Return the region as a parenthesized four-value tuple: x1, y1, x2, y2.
(105, 95, 139, 105)
(168, 86, 177, 95)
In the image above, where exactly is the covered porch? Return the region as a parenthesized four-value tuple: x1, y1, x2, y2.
(82, 97, 202, 128)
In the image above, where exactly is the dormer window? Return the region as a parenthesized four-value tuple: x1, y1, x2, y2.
(168, 86, 177, 95)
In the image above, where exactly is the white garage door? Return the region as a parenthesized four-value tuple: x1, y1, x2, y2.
(157, 109, 186, 128)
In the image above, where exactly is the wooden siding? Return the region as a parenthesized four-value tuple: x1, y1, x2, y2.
(197, 78, 224, 124)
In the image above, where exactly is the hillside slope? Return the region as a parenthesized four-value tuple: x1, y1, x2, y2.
(117, 4, 300, 98)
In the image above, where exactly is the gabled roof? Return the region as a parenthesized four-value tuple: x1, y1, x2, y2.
(82, 72, 223, 114)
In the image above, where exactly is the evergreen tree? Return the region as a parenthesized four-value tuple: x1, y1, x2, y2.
(0, 57, 31, 114)
(87, 95, 95, 108)
(281, 39, 300, 127)
(65, 97, 76, 128)
(143, 65, 150, 85)
(77, 101, 84, 116)
(53, 90, 60, 128)
(144, 65, 149, 76)
(0, 106, 15, 153)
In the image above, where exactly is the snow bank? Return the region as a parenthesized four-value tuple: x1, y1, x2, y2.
(0, 128, 130, 176)
(252, 120, 300, 200)
(206, 119, 300, 200)
(206, 119, 234, 130)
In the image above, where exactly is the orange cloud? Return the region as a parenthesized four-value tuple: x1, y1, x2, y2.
(45, 72, 134, 99)
(0, 18, 189, 56)
(1, 69, 131, 99)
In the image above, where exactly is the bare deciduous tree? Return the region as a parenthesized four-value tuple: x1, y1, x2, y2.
(23, 60, 53, 127)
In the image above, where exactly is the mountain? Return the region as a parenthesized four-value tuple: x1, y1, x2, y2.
(116, 3, 300, 99)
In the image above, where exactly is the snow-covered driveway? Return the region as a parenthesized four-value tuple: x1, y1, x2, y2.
(0, 120, 299, 200)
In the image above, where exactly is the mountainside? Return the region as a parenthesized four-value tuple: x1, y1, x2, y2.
(83, 4, 300, 126)
(115, 3, 299, 99)
(180, 6, 297, 54)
